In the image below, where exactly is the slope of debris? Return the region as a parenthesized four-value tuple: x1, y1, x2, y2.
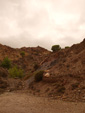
(0, 44, 50, 74)
(29, 39, 85, 102)
(0, 44, 50, 93)
(0, 39, 85, 101)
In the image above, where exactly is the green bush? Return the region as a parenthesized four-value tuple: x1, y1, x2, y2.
(9, 66, 24, 78)
(1, 57, 11, 69)
(34, 70, 44, 82)
(20, 51, 25, 57)
(51, 45, 61, 52)
(65, 46, 70, 49)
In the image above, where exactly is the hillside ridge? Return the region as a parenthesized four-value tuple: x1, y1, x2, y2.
(0, 39, 85, 102)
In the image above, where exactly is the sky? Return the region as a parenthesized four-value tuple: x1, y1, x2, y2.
(0, 0, 85, 50)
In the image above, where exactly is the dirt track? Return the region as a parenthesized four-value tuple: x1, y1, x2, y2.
(0, 92, 85, 113)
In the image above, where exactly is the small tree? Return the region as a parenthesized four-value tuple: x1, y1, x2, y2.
(51, 45, 61, 52)
(65, 46, 70, 49)
(9, 66, 24, 78)
(1, 57, 11, 69)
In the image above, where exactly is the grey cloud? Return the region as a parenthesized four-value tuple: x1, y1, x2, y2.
(0, 0, 85, 50)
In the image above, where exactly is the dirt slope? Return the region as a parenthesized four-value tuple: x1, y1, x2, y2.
(29, 39, 85, 101)
(0, 39, 85, 102)
(0, 44, 50, 75)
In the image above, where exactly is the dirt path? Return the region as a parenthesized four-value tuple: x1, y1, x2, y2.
(0, 92, 85, 113)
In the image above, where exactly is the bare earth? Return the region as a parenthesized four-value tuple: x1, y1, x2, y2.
(0, 92, 85, 113)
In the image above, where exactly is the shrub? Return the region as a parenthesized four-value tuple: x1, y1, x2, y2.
(9, 66, 24, 78)
(1, 57, 11, 69)
(34, 70, 44, 82)
(65, 46, 70, 49)
(20, 51, 25, 57)
(51, 45, 61, 52)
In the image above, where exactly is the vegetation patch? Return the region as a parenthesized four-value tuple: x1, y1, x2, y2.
(9, 66, 24, 78)
(65, 46, 70, 49)
(1, 57, 11, 69)
(34, 70, 44, 82)
(51, 45, 61, 52)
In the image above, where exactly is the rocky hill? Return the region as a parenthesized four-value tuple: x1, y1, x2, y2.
(0, 44, 50, 93)
(0, 44, 50, 73)
(29, 39, 85, 101)
(0, 39, 85, 101)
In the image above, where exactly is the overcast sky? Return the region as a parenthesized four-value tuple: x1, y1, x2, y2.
(0, 0, 85, 50)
